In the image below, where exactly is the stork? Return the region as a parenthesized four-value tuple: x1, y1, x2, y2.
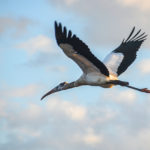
(41, 21, 150, 100)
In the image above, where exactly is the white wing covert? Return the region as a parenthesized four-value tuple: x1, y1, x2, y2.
(103, 52, 124, 76)
(103, 27, 147, 76)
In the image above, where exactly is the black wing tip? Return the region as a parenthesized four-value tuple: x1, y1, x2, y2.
(54, 21, 59, 29)
(125, 26, 135, 42)
(54, 21, 67, 44)
(54, 21, 62, 29)
(54, 20, 61, 25)
(68, 30, 72, 38)
(123, 27, 147, 43)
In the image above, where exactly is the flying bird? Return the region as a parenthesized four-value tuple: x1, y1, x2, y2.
(41, 21, 150, 100)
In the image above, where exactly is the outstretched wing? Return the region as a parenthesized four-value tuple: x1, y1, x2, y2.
(103, 27, 147, 76)
(55, 21, 109, 76)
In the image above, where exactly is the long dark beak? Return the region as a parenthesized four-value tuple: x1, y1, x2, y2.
(41, 89, 55, 100)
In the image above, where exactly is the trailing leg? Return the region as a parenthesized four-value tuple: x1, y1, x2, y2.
(107, 80, 150, 93)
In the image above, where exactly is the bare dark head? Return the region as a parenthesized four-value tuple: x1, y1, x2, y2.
(41, 82, 68, 100)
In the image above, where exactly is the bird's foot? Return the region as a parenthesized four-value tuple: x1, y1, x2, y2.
(141, 88, 150, 93)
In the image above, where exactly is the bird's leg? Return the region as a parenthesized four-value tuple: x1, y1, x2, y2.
(125, 85, 150, 93)
(107, 80, 150, 93)
(107, 80, 129, 86)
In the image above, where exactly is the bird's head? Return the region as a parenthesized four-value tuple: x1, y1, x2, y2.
(41, 82, 68, 100)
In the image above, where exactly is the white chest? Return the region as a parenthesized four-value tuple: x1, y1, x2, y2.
(78, 72, 118, 88)
(80, 73, 107, 85)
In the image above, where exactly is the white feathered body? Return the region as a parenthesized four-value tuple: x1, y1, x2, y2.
(76, 51, 124, 88)
(77, 71, 118, 88)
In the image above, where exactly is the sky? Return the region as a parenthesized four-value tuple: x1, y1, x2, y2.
(1, 0, 150, 150)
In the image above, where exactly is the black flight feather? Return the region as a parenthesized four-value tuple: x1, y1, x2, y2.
(54, 21, 109, 76)
(114, 27, 147, 76)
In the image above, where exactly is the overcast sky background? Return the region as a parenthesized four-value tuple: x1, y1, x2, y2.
(1, 0, 150, 150)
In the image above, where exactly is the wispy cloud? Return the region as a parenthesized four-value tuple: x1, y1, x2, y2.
(81, 128, 103, 145)
(16, 35, 61, 67)
(46, 98, 87, 121)
(0, 16, 33, 37)
(102, 89, 136, 105)
(1, 84, 41, 99)
(138, 59, 150, 75)
(46, 65, 67, 73)
(16, 35, 56, 55)
(116, 0, 150, 11)
(1, 92, 150, 150)
(48, 0, 150, 48)
(48, 0, 79, 7)
(64, 0, 79, 6)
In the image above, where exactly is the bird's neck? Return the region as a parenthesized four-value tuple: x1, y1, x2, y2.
(64, 82, 75, 90)
(63, 81, 81, 90)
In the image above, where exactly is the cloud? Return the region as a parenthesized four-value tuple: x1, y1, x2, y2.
(1, 91, 150, 150)
(1, 84, 41, 99)
(23, 52, 61, 68)
(48, 0, 79, 7)
(87, 106, 118, 126)
(16, 35, 56, 55)
(17, 34, 63, 68)
(64, 0, 79, 6)
(138, 59, 150, 75)
(46, 65, 67, 73)
(102, 89, 136, 105)
(0, 96, 87, 149)
(16, 35, 61, 67)
(46, 98, 87, 121)
(111, 127, 150, 150)
(0, 16, 33, 37)
(81, 128, 103, 145)
(136, 129, 150, 148)
(0, 98, 7, 117)
(48, 0, 150, 48)
(116, 0, 150, 11)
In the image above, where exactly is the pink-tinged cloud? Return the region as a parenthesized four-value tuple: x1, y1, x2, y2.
(138, 59, 150, 75)
(116, 0, 150, 11)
